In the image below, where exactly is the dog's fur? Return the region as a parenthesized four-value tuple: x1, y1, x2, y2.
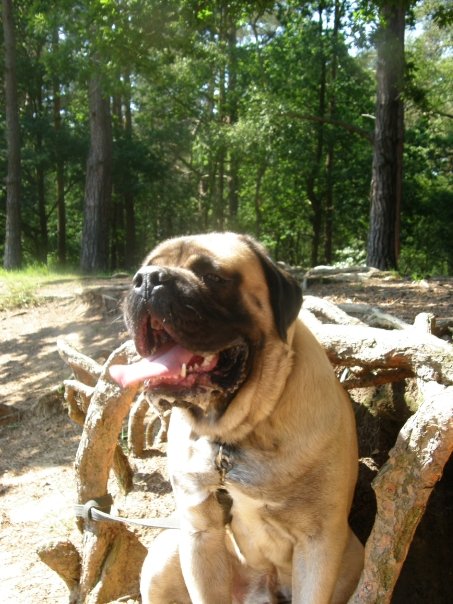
(123, 233, 363, 604)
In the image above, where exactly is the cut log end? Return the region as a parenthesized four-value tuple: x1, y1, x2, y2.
(37, 539, 81, 590)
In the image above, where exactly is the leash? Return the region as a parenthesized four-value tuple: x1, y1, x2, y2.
(74, 495, 179, 529)
(75, 443, 233, 530)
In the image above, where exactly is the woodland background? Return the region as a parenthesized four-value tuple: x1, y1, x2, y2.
(1, 0, 452, 275)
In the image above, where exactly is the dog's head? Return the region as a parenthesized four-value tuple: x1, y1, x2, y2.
(112, 233, 302, 437)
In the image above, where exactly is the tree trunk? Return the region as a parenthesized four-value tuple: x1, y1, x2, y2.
(111, 95, 124, 270)
(37, 160, 47, 263)
(227, 17, 239, 229)
(324, 0, 342, 264)
(216, 19, 226, 232)
(81, 75, 113, 273)
(2, 0, 22, 269)
(53, 31, 66, 266)
(367, 0, 407, 270)
(123, 76, 137, 269)
(307, 3, 327, 267)
(254, 162, 267, 237)
(124, 192, 136, 268)
(36, 78, 48, 264)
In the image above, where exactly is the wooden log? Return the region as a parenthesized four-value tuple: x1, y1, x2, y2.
(303, 295, 366, 326)
(37, 539, 81, 603)
(340, 367, 414, 390)
(146, 406, 171, 446)
(58, 339, 103, 387)
(299, 312, 453, 387)
(56, 339, 147, 603)
(127, 392, 150, 457)
(63, 379, 94, 420)
(113, 443, 134, 494)
(62, 371, 134, 494)
(349, 381, 453, 603)
(306, 296, 452, 339)
(306, 265, 372, 276)
(303, 265, 394, 287)
(337, 305, 451, 339)
(303, 294, 411, 330)
(127, 393, 171, 455)
(337, 302, 411, 330)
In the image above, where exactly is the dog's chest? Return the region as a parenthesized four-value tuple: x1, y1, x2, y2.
(226, 483, 294, 573)
(168, 413, 296, 573)
(221, 447, 295, 572)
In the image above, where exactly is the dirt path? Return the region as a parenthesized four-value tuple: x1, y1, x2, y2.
(0, 275, 452, 602)
(0, 279, 131, 602)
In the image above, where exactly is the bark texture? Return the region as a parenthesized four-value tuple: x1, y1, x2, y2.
(49, 340, 146, 603)
(301, 308, 453, 387)
(349, 381, 453, 603)
(2, 0, 22, 269)
(52, 33, 67, 267)
(37, 539, 81, 603)
(80, 75, 113, 273)
(367, 0, 407, 270)
(301, 296, 453, 602)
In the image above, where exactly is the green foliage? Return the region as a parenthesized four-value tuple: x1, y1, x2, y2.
(334, 243, 367, 268)
(400, 5, 453, 276)
(0, 0, 451, 273)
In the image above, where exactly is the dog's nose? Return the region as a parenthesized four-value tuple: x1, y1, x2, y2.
(132, 266, 172, 298)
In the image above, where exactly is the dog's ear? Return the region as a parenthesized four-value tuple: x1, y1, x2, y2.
(241, 235, 303, 341)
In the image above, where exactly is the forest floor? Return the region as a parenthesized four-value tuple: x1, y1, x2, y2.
(0, 273, 452, 603)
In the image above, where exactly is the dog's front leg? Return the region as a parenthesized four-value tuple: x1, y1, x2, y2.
(179, 492, 232, 604)
(292, 526, 348, 604)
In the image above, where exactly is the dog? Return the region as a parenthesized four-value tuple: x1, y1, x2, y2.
(111, 232, 363, 603)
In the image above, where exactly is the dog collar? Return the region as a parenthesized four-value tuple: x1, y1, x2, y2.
(215, 443, 234, 485)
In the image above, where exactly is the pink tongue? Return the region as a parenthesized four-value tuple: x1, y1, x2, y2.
(109, 344, 195, 388)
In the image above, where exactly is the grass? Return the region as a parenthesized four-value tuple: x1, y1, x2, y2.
(0, 265, 82, 311)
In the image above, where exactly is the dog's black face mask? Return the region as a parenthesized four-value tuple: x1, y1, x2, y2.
(117, 253, 256, 415)
(126, 261, 251, 357)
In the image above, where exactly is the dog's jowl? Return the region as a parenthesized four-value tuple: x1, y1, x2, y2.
(111, 232, 364, 604)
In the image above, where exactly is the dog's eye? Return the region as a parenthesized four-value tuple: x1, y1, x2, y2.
(202, 273, 226, 285)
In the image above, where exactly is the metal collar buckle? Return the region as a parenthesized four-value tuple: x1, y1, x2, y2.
(215, 443, 233, 485)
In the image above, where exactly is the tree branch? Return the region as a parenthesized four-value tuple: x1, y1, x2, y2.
(304, 318, 453, 386)
(280, 110, 374, 142)
(349, 381, 453, 603)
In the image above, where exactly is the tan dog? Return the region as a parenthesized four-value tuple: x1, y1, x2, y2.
(112, 233, 363, 604)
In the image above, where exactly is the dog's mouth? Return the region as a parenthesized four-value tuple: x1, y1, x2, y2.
(110, 316, 250, 397)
